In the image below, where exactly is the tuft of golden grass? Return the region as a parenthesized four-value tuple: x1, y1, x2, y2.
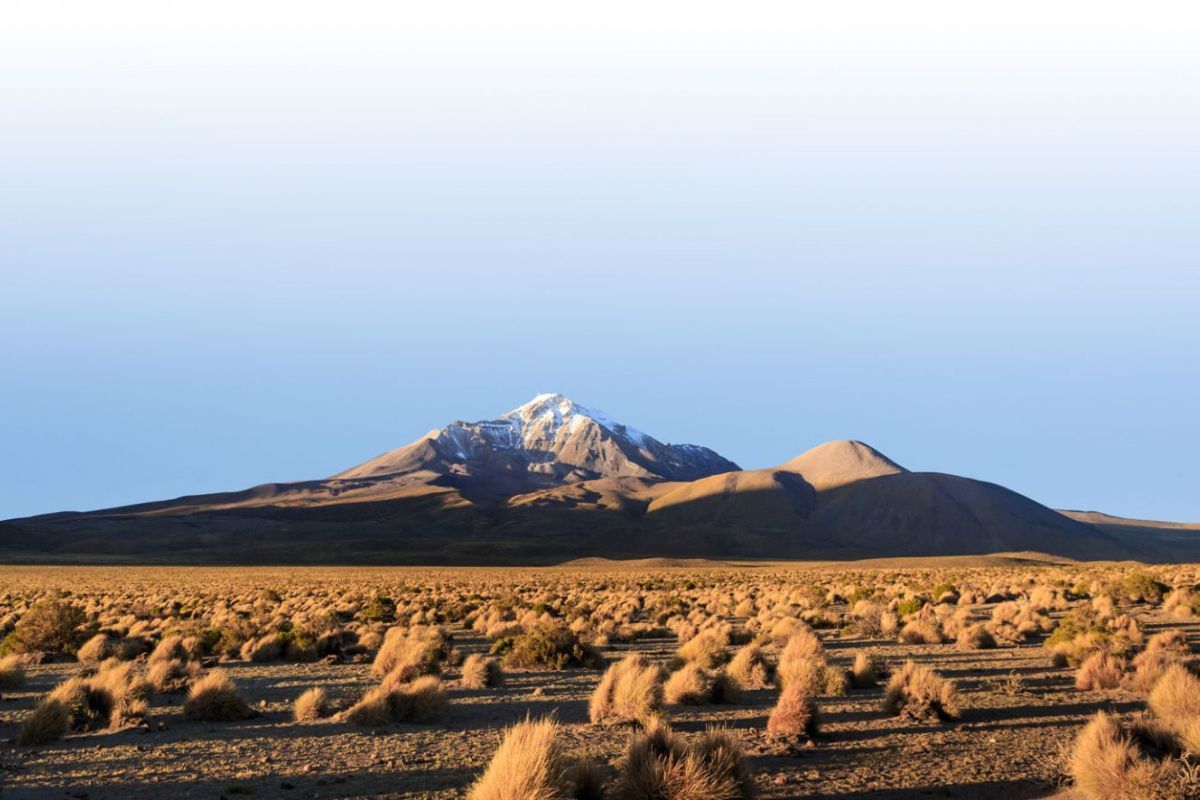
(882, 660, 959, 722)
(618, 719, 752, 800)
(664, 662, 713, 706)
(183, 670, 255, 722)
(590, 653, 663, 726)
(850, 652, 878, 689)
(460, 653, 505, 689)
(1149, 664, 1200, 721)
(0, 654, 26, 689)
(767, 681, 819, 739)
(294, 687, 329, 722)
(467, 716, 573, 800)
(1076, 651, 1126, 691)
(727, 644, 773, 689)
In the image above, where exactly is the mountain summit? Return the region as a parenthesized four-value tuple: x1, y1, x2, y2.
(2, 393, 1192, 564)
(336, 393, 738, 489)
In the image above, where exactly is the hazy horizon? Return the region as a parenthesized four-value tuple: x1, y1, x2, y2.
(2, 1, 1198, 522)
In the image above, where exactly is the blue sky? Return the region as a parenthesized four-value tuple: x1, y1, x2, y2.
(2, 1, 1198, 521)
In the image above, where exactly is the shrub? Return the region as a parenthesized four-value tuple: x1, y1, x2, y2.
(675, 628, 730, 669)
(955, 624, 996, 651)
(183, 670, 255, 721)
(664, 663, 712, 705)
(882, 661, 959, 722)
(3, 600, 88, 656)
(18, 697, 70, 746)
(76, 633, 113, 664)
(1149, 664, 1200, 721)
(767, 681, 819, 739)
(850, 652, 878, 688)
(618, 719, 752, 800)
(467, 717, 574, 800)
(1068, 712, 1185, 799)
(898, 619, 945, 645)
(590, 653, 662, 726)
(460, 653, 505, 689)
(1076, 652, 1126, 691)
(0, 654, 26, 689)
(148, 658, 200, 693)
(240, 634, 281, 663)
(500, 625, 601, 671)
(776, 632, 847, 696)
(373, 626, 450, 679)
(294, 687, 329, 721)
(149, 634, 189, 664)
(344, 675, 447, 725)
(726, 644, 773, 689)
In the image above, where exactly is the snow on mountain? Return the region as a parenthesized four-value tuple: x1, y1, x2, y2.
(336, 393, 738, 484)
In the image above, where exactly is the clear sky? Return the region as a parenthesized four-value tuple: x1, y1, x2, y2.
(2, 1, 1198, 521)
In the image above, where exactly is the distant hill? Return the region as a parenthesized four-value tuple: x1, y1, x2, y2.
(2, 394, 1197, 564)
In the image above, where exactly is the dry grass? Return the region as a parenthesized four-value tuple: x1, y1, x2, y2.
(1076, 651, 1126, 691)
(767, 681, 819, 739)
(460, 653, 505, 689)
(590, 653, 663, 726)
(618, 719, 752, 800)
(664, 662, 713, 705)
(293, 687, 329, 721)
(882, 660, 959, 722)
(183, 670, 255, 722)
(0, 654, 26, 689)
(850, 652, 878, 688)
(1149, 664, 1200, 721)
(466, 716, 573, 800)
(727, 644, 773, 689)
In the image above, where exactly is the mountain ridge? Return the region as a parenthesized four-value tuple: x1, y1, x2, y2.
(3, 393, 1198, 564)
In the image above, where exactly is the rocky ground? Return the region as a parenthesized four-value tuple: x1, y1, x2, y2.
(4, 605, 1183, 800)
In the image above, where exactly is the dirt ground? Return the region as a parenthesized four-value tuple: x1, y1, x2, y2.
(0, 567, 1185, 800)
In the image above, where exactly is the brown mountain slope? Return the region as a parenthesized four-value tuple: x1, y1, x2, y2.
(2, 398, 1197, 564)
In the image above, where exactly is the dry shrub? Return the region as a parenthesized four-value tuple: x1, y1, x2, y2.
(898, 619, 945, 645)
(590, 653, 663, 726)
(373, 625, 450, 679)
(767, 681, 819, 739)
(294, 687, 329, 721)
(149, 634, 189, 664)
(776, 633, 847, 696)
(727, 644, 773, 689)
(91, 661, 150, 726)
(148, 658, 200, 693)
(18, 697, 70, 745)
(76, 633, 113, 664)
(665, 662, 712, 705)
(467, 716, 581, 800)
(675, 628, 730, 669)
(710, 670, 743, 704)
(1076, 652, 1126, 691)
(344, 675, 447, 725)
(882, 660, 959, 722)
(618, 719, 753, 800)
(1068, 711, 1193, 799)
(3, 599, 87, 656)
(955, 624, 997, 651)
(850, 652, 878, 688)
(1149, 664, 1200, 720)
(240, 634, 281, 663)
(499, 625, 601, 671)
(461, 653, 505, 689)
(0, 654, 26, 689)
(183, 669, 255, 721)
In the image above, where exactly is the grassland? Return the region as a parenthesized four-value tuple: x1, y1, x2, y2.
(2, 562, 1199, 799)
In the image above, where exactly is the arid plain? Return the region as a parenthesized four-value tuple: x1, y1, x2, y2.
(3, 560, 1199, 799)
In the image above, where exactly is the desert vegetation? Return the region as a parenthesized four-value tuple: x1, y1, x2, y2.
(2, 562, 1200, 798)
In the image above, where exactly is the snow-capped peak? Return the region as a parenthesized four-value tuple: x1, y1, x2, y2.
(501, 393, 647, 447)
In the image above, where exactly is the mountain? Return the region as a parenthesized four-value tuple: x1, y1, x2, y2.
(1, 394, 1197, 564)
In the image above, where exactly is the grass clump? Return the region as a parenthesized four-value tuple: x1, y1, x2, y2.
(294, 687, 329, 722)
(460, 653, 505, 689)
(590, 653, 663, 726)
(467, 716, 600, 800)
(618, 720, 753, 800)
(882, 660, 959, 722)
(183, 670, 255, 722)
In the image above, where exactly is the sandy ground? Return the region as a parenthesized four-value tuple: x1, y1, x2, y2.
(4, 607, 1183, 800)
